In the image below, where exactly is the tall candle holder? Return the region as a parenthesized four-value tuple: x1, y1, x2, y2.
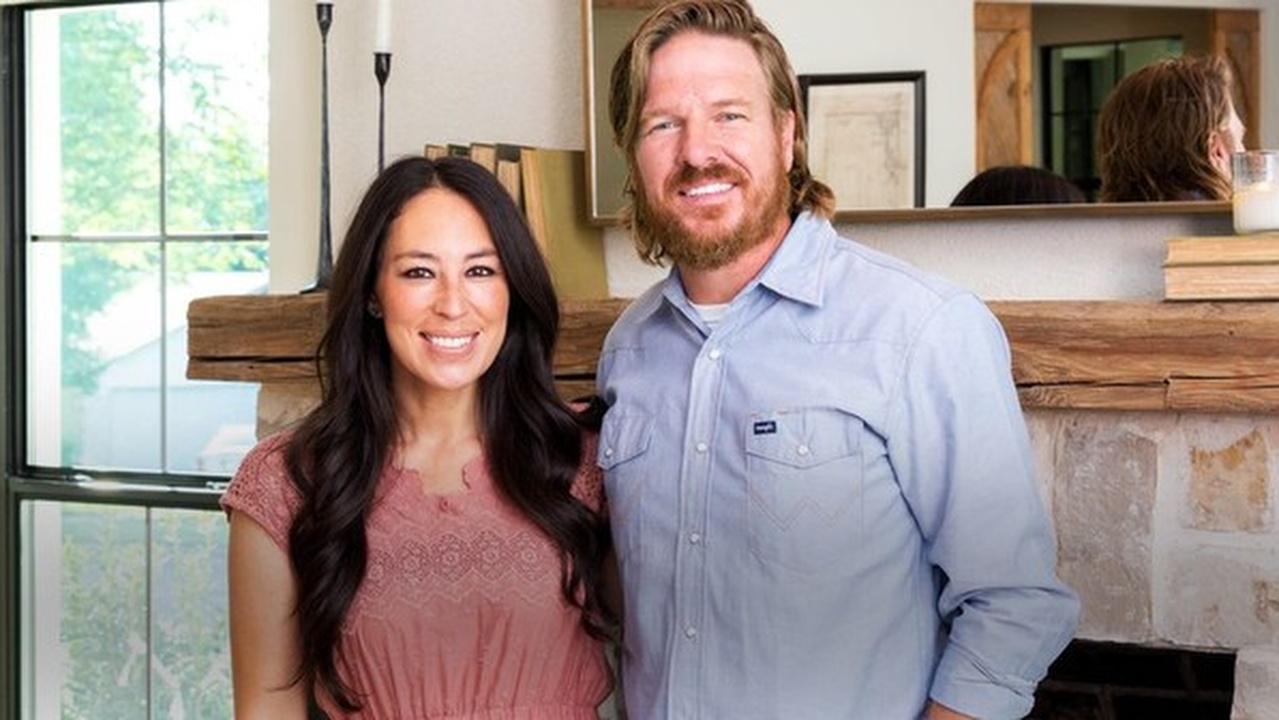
(304, 2, 334, 293)
(375, 52, 392, 172)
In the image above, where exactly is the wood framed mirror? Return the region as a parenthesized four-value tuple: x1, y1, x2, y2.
(582, 0, 1261, 222)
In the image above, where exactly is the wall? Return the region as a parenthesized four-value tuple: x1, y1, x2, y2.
(268, 0, 1279, 296)
(606, 208, 1236, 300)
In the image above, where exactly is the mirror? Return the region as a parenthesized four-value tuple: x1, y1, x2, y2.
(583, 1, 649, 222)
(583, 1, 1261, 220)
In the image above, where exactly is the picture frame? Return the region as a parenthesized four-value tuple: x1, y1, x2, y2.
(798, 72, 925, 211)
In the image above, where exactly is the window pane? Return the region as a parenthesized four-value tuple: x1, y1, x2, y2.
(29, 241, 164, 471)
(24, 502, 148, 718)
(21, 502, 231, 719)
(164, 2, 269, 234)
(151, 508, 233, 717)
(1119, 38, 1184, 77)
(29, 239, 268, 474)
(28, 5, 161, 237)
(166, 240, 268, 475)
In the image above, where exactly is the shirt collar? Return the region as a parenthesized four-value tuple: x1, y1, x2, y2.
(754, 211, 831, 308)
(650, 210, 833, 318)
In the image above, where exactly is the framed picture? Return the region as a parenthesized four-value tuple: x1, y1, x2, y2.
(798, 72, 925, 211)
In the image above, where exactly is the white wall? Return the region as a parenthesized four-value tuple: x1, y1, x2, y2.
(269, 0, 585, 292)
(268, 0, 1277, 296)
(602, 209, 1236, 300)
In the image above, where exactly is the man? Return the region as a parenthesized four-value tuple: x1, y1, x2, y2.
(1097, 54, 1246, 202)
(595, 1, 1079, 718)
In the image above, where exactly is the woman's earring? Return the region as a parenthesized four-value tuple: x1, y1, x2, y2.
(368, 303, 382, 319)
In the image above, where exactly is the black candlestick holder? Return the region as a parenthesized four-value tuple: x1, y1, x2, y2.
(375, 52, 391, 173)
(304, 2, 334, 293)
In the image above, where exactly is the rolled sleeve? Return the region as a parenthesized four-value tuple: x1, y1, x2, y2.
(889, 294, 1080, 718)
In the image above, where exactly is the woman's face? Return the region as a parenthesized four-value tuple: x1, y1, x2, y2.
(372, 187, 509, 400)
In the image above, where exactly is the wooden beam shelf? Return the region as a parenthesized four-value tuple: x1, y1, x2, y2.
(187, 294, 1279, 414)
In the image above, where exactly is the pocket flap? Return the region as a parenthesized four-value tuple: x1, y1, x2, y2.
(744, 408, 859, 469)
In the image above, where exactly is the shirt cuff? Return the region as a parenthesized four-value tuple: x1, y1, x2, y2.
(930, 642, 1038, 720)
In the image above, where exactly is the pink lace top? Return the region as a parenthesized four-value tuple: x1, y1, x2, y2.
(221, 432, 613, 719)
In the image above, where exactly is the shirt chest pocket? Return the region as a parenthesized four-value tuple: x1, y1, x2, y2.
(598, 409, 653, 563)
(745, 407, 866, 575)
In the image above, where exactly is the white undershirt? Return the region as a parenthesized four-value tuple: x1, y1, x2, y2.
(690, 301, 731, 329)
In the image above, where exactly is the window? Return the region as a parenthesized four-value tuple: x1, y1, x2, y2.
(3, 2, 268, 717)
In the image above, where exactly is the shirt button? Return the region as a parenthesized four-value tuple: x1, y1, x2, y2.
(708, 348, 722, 360)
(688, 531, 702, 545)
(797, 444, 811, 456)
(684, 625, 698, 640)
(695, 442, 708, 453)
(604, 446, 614, 458)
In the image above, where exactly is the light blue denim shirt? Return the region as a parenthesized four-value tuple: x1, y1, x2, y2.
(597, 212, 1079, 720)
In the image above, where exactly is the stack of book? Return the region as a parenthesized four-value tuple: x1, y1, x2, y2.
(1163, 235, 1279, 300)
(423, 141, 608, 300)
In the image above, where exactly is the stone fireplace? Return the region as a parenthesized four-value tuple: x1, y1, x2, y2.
(187, 294, 1279, 717)
(1025, 407, 1277, 719)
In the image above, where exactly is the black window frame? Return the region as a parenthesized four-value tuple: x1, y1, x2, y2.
(1, 3, 267, 717)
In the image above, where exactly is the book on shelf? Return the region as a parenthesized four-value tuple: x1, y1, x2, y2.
(419, 141, 606, 299)
(1164, 234, 1279, 300)
(494, 143, 524, 208)
(468, 142, 497, 173)
(1165, 235, 1279, 266)
(1164, 263, 1279, 300)
(519, 146, 608, 299)
(422, 140, 522, 205)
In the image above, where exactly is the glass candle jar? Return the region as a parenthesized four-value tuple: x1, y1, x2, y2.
(1233, 150, 1279, 235)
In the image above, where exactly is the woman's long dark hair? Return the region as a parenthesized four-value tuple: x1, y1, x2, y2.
(283, 155, 612, 711)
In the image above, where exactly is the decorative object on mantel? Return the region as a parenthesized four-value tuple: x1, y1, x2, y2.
(1232, 150, 1279, 235)
(374, 0, 393, 172)
(1164, 235, 1279, 300)
(303, 0, 335, 294)
(517, 146, 607, 298)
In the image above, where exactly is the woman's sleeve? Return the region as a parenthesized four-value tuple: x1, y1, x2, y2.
(572, 430, 608, 519)
(219, 432, 303, 551)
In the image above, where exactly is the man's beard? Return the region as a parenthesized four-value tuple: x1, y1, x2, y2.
(633, 160, 790, 271)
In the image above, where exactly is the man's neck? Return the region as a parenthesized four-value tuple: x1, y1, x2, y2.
(680, 222, 790, 305)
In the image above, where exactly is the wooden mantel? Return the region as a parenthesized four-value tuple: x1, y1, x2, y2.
(187, 294, 1279, 414)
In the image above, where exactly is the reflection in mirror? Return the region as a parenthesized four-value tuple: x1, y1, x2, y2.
(583, 1, 1262, 219)
(584, 1, 651, 222)
(1041, 36, 1184, 201)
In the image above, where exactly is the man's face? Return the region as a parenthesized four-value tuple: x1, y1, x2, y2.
(1213, 99, 1247, 177)
(631, 32, 794, 270)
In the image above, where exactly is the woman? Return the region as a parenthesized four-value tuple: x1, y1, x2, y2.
(223, 156, 615, 718)
(950, 165, 1086, 206)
